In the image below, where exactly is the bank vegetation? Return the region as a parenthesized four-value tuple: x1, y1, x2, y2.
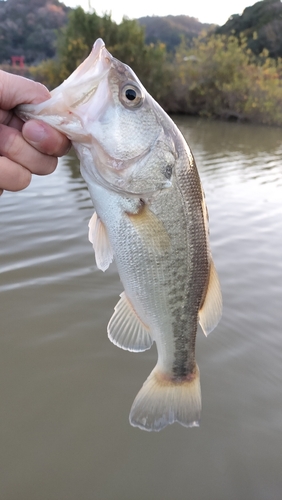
(2, 2, 282, 126)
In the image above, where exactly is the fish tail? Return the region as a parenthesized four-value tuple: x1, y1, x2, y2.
(129, 364, 201, 432)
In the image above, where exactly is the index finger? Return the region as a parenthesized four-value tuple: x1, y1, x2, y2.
(0, 70, 50, 110)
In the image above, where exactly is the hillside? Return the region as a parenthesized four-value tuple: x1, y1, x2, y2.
(1, 0, 282, 67)
(216, 0, 282, 58)
(0, 0, 70, 64)
(138, 15, 213, 51)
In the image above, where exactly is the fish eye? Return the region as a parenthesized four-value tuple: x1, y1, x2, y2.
(125, 88, 137, 101)
(120, 83, 144, 108)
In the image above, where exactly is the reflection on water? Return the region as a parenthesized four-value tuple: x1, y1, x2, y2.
(0, 117, 282, 500)
(174, 116, 282, 198)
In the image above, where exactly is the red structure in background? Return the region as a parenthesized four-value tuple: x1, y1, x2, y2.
(11, 56, 25, 68)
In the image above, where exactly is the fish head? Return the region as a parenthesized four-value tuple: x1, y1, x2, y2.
(18, 39, 111, 141)
(18, 39, 178, 196)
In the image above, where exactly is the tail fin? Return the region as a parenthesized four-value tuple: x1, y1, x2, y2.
(129, 365, 201, 432)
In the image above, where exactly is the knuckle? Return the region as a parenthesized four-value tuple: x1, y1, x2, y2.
(56, 137, 71, 157)
(47, 156, 58, 174)
(0, 156, 31, 191)
(18, 169, 32, 191)
(33, 81, 50, 101)
(45, 131, 68, 157)
(39, 156, 58, 176)
(0, 126, 22, 158)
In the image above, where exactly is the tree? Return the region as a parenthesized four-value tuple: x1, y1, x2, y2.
(0, 0, 69, 64)
(170, 33, 282, 125)
(216, 0, 282, 59)
(33, 8, 172, 103)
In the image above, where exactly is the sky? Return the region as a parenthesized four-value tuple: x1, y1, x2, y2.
(62, 0, 257, 26)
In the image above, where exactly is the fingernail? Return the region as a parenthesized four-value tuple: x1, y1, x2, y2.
(23, 121, 46, 144)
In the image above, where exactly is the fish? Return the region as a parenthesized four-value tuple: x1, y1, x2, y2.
(17, 38, 222, 431)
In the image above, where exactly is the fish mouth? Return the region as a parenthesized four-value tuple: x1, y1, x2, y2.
(16, 38, 112, 138)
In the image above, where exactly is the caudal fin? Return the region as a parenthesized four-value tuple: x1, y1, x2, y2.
(129, 365, 201, 431)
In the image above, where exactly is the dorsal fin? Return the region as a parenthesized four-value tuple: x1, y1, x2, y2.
(88, 212, 113, 272)
(107, 292, 153, 352)
(199, 259, 222, 336)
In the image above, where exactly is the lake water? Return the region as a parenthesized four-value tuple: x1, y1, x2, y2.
(1, 117, 282, 500)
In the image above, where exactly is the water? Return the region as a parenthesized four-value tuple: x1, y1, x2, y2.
(1, 117, 282, 500)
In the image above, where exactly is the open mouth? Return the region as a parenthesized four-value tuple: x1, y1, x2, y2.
(16, 38, 112, 137)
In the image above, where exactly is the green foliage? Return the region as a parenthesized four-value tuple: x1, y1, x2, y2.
(169, 33, 282, 125)
(138, 15, 213, 53)
(17, 3, 282, 127)
(216, 0, 282, 59)
(31, 8, 118, 87)
(32, 8, 172, 103)
(56, 8, 116, 76)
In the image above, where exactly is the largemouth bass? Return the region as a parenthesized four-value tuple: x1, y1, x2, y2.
(18, 39, 222, 431)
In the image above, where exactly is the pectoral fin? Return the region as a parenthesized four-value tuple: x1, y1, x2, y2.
(107, 292, 153, 352)
(199, 259, 222, 336)
(126, 204, 170, 254)
(88, 212, 113, 272)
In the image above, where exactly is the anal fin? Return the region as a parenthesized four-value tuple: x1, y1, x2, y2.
(88, 212, 113, 272)
(107, 292, 153, 352)
(199, 259, 222, 336)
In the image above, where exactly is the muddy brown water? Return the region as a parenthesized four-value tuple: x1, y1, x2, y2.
(1, 117, 282, 500)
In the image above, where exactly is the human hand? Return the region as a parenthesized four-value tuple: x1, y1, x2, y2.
(0, 70, 71, 195)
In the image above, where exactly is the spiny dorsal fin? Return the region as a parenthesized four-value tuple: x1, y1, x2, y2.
(88, 212, 113, 272)
(199, 259, 222, 336)
(107, 292, 153, 352)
